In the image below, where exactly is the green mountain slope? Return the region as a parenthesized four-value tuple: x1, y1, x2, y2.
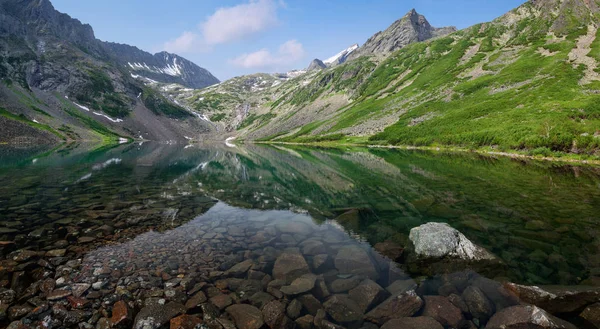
(210, 0, 600, 157)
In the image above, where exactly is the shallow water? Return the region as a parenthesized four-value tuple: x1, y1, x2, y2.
(0, 142, 599, 328)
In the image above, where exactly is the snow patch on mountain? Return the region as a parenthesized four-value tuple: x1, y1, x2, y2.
(127, 57, 184, 77)
(324, 44, 359, 65)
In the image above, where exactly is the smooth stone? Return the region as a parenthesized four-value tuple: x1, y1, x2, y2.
(45, 249, 66, 257)
(295, 315, 314, 329)
(226, 259, 254, 277)
(281, 274, 317, 295)
(323, 294, 364, 324)
(210, 294, 233, 310)
(387, 279, 417, 295)
(486, 305, 576, 329)
(330, 277, 361, 293)
(301, 240, 327, 256)
(365, 290, 423, 325)
(422, 295, 464, 328)
(287, 299, 303, 319)
(373, 241, 404, 261)
(312, 254, 330, 272)
(185, 291, 207, 310)
(348, 279, 389, 313)
(226, 304, 264, 329)
(248, 292, 274, 309)
(133, 302, 186, 329)
(298, 294, 322, 316)
(409, 222, 496, 260)
(334, 245, 379, 281)
(462, 286, 495, 324)
(381, 317, 444, 329)
(273, 252, 311, 284)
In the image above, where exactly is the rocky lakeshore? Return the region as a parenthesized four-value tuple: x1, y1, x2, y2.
(0, 202, 599, 329)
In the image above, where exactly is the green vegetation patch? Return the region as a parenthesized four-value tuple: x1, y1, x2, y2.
(0, 108, 64, 140)
(142, 87, 191, 119)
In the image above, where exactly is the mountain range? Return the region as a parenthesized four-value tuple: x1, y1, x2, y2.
(2, 0, 600, 158)
(0, 0, 218, 143)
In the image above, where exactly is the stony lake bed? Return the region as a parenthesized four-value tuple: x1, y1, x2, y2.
(0, 143, 599, 329)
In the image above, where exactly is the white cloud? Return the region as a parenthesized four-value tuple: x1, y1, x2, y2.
(202, 0, 280, 45)
(230, 40, 306, 69)
(163, 31, 196, 53)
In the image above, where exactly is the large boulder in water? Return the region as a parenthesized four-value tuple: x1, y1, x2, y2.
(409, 222, 496, 260)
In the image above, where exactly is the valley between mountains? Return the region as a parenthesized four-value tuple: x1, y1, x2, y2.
(2, 0, 600, 160)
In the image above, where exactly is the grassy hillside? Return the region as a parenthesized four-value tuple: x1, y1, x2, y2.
(221, 0, 600, 158)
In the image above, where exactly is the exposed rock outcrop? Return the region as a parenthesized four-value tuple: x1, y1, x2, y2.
(349, 9, 456, 59)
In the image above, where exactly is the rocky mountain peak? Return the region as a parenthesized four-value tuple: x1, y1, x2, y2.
(348, 9, 456, 60)
(307, 58, 326, 72)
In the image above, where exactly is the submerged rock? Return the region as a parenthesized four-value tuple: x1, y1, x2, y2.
(504, 283, 600, 314)
(381, 317, 444, 329)
(348, 279, 389, 313)
(462, 286, 495, 324)
(409, 222, 496, 260)
(334, 245, 379, 281)
(226, 304, 264, 329)
(486, 305, 576, 329)
(580, 303, 600, 328)
(422, 295, 464, 328)
(365, 290, 423, 325)
(323, 294, 364, 324)
(133, 302, 185, 329)
(273, 252, 310, 283)
(280, 274, 317, 295)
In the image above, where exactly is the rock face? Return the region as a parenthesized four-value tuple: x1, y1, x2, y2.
(349, 9, 456, 60)
(104, 43, 219, 89)
(486, 305, 577, 329)
(307, 59, 327, 72)
(0, 0, 218, 90)
(409, 222, 496, 260)
(0, 0, 217, 142)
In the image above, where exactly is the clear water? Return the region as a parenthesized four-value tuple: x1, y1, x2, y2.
(1, 142, 599, 288)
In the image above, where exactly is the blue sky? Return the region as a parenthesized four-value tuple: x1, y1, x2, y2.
(51, 0, 527, 81)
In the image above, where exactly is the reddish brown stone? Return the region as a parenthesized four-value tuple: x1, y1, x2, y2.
(170, 314, 203, 329)
(110, 300, 132, 328)
(67, 296, 89, 309)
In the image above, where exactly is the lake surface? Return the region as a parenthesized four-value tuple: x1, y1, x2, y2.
(0, 142, 599, 328)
